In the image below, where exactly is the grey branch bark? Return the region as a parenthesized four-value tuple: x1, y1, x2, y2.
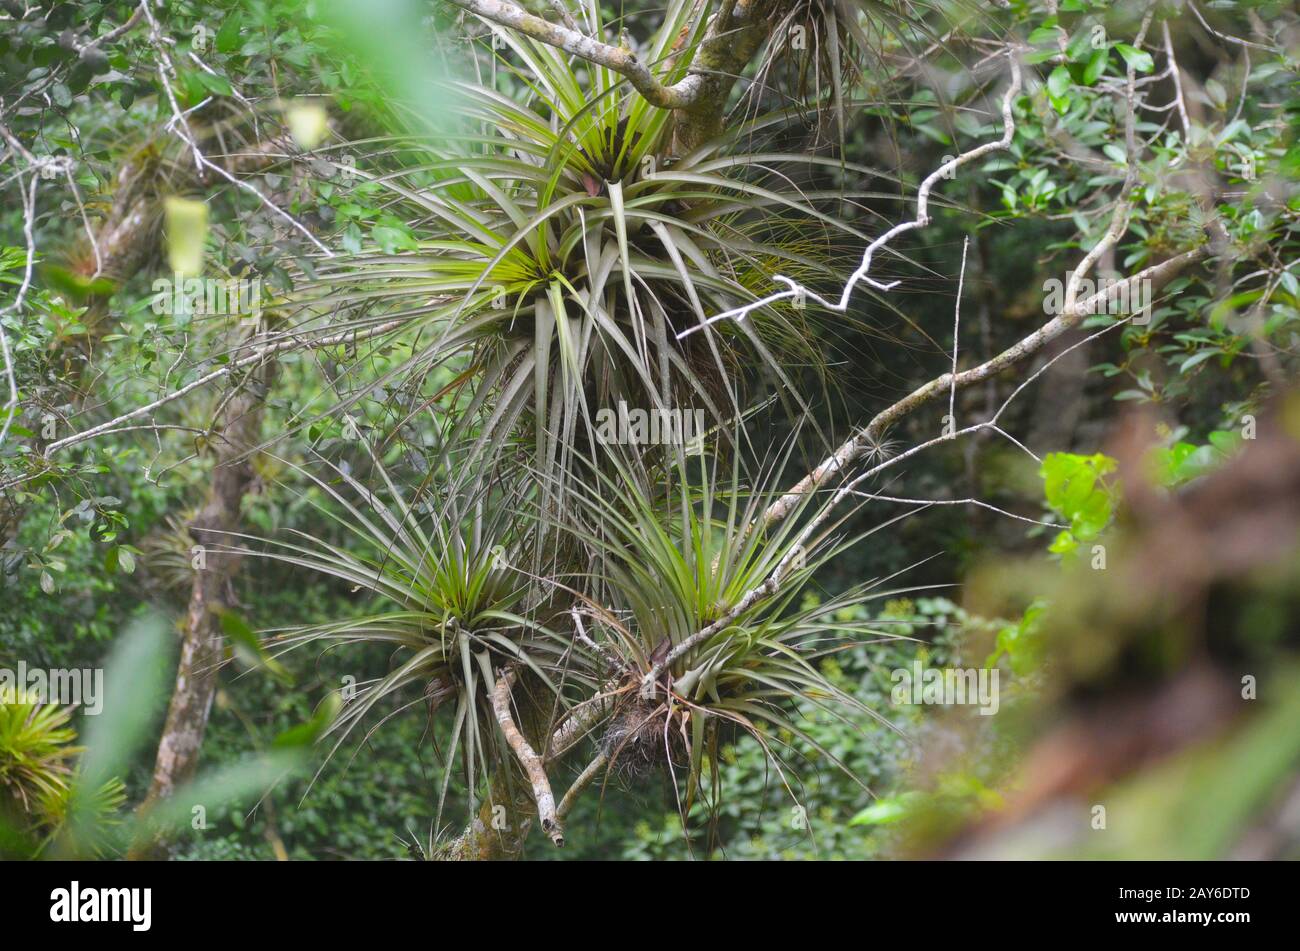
(445, 0, 778, 151)
(492, 669, 564, 846)
(43, 311, 409, 457)
(557, 752, 607, 821)
(445, 0, 708, 108)
(130, 352, 277, 857)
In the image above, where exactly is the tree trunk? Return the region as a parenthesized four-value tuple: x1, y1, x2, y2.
(439, 771, 537, 860)
(1, 136, 290, 547)
(130, 357, 274, 857)
(669, 0, 776, 154)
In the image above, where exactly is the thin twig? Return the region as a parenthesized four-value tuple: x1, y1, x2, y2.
(556, 751, 607, 821)
(63, 164, 104, 278)
(0, 173, 38, 448)
(1162, 22, 1191, 138)
(846, 491, 1056, 528)
(44, 313, 411, 455)
(167, 124, 333, 256)
(949, 236, 968, 431)
(138, 0, 205, 173)
(1187, 2, 1279, 52)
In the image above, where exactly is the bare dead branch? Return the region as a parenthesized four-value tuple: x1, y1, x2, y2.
(556, 751, 607, 821)
(1163, 22, 1192, 137)
(0, 172, 37, 449)
(546, 683, 623, 761)
(492, 669, 563, 847)
(679, 53, 1024, 339)
(759, 19, 1169, 531)
(1188, 2, 1280, 52)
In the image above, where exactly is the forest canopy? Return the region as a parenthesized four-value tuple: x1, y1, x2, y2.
(0, 0, 1297, 862)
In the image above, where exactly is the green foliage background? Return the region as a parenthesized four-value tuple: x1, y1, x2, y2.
(2, 0, 1297, 858)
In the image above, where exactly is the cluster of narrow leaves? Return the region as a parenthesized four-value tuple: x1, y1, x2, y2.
(217, 0, 937, 839)
(0, 691, 124, 857)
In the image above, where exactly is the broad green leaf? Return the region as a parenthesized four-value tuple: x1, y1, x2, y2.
(1114, 43, 1154, 74)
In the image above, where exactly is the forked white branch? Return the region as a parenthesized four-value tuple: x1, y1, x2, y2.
(678, 54, 1023, 339)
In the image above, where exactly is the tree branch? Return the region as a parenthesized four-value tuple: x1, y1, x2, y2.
(546, 684, 621, 760)
(43, 312, 412, 456)
(492, 669, 563, 847)
(556, 751, 607, 821)
(137, 0, 204, 173)
(679, 53, 1024, 342)
(753, 23, 1173, 530)
(445, 0, 708, 108)
(640, 245, 1207, 698)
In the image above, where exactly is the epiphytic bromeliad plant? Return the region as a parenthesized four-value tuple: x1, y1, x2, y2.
(2, 0, 1294, 859)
